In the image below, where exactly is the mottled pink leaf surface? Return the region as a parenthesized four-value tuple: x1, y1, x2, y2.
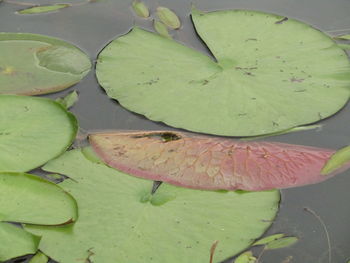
(89, 131, 350, 191)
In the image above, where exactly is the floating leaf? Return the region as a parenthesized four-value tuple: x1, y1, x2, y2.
(253, 233, 285, 246)
(154, 20, 172, 39)
(265, 236, 298, 250)
(0, 33, 91, 95)
(0, 95, 78, 172)
(334, 34, 350, 40)
(156, 6, 181, 29)
(25, 149, 280, 263)
(321, 145, 350, 175)
(29, 251, 49, 263)
(0, 220, 40, 262)
(89, 130, 350, 191)
(131, 0, 149, 18)
(234, 251, 257, 263)
(0, 172, 77, 225)
(338, 44, 350, 50)
(96, 10, 350, 136)
(17, 4, 70, 14)
(81, 146, 103, 164)
(56, 90, 79, 109)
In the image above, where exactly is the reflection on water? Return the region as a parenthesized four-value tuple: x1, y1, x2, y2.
(1, 0, 350, 262)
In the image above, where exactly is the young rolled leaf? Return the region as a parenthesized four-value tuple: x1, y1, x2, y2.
(56, 90, 79, 109)
(252, 233, 285, 246)
(96, 9, 350, 136)
(153, 20, 172, 39)
(25, 149, 280, 263)
(0, 220, 40, 262)
(17, 4, 70, 14)
(0, 33, 91, 95)
(0, 95, 78, 172)
(29, 251, 49, 263)
(89, 130, 350, 191)
(131, 0, 149, 18)
(156, 6, 181, 29)
(265, 236, 298, 250)
(321, 145, 350, 175)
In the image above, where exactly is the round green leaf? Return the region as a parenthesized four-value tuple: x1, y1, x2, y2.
(0, 33, 91, 95)
(26, 149, 280, 263)
(0, 220, 40, 262)
(0, 95, 78, 172)
(0, 172, 77, 225)
(96, 10, 350, 136)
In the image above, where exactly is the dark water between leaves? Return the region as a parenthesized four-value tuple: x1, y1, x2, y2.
(1, 0, 350, 262)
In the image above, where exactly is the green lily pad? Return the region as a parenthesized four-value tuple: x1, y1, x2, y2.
(0, 95, 78, 172)
(29, 251, 49, 263)
(0, 33, 91, 95)
(17, 4, 70, 15)
(26, 149, 280, 263)
(96, 9, 350, 136)
(0, 220, 40, 262)
(0, 172, 77, 261)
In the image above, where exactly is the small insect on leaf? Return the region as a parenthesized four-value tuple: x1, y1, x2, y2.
(156, 6, 181, 29)
(265, 237, 298, 250)
(153, 20, 172, 39)
(321, 145, 350, 175)
(252, 233, 285, 246)
(131, 0, 150, 18)
(56, 90, 79, 109)
(17, 4, 70, 15)
(334, 34, 350, 40)
(234, 251, 257, 263)
(29, 251, 49, 263)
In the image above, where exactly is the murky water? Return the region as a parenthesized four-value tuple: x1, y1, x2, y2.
(1, 0, 350, 262)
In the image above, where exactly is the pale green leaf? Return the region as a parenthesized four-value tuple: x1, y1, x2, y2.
(321, 145, 350, 175)
(0, 33, 91, 95)
(252, 233, 285, 246)
(154, 20, 172, 39)
(338, 43, 350, 50)
(334, 34, 350, 40)
(25, 149, 280, 263)
(156, 6, 181, 29)
(0, 95, 78, 172)
(96, 9, 350, 136)
(17, 4, 70, 14)
(131, 0, 149, 18)
(234, 251, 257, 263)
(265, 237, 298, 250)
(56, 90, 79, 109)
(29, 251, 49, 263)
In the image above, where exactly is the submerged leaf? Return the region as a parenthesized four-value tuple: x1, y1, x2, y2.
(265, 237, 298, 250)
(253, 233, 285, 246)
(234, 251, 257, 263)
(89, 131, 350, 191)
(56, 90, 79, 109)
(25, 149, 280, 263)
(0, 95, 78, 172)
(17, 4, 70, 14)
(156, 6, 181, 29)
(131, 0, 149, 18)
(334, 34, 350, 40)
(154, 20, 172, 39)
(96, 10, 350, 136)
(29, 251, 49, 263)
(0, 220, 40, 262)
(321, 145, 350, 175)
(0, 33, 91, 95)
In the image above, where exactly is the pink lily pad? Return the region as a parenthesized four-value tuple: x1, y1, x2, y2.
(89, 131, 350, 191)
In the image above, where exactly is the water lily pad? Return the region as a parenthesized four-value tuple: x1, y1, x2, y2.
(17, 4, 70, 15)
(0, 33, 91, 95)
(29, 252, 49, 263)
(96, 9, 350, 136)
(26, 149, 280, 263)
(89, 130, 350, 191)
(0, 172, 77, 261)
(0, 95, 78, 172)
